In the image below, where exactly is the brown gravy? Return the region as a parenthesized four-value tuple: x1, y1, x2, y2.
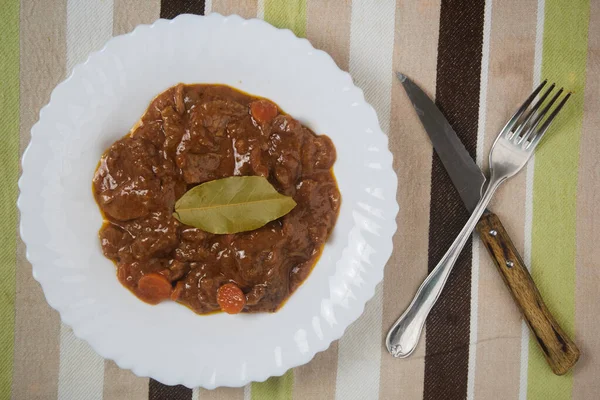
(93, 84, 340, 314)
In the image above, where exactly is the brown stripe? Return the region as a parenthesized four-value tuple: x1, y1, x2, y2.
(211, 0, 257, 19)
(149, 379, 192, 400)
(379, 0, 440, 398)
(574, 0, 600, 397)
(160, 0, 205, 19)
(424, 0, 485, 399)
(11, 0, 66, 399)
(473, 0, 537, 398)
(113, 0, 161, 36)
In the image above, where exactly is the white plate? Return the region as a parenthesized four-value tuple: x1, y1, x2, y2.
(18, 13, 398, 388)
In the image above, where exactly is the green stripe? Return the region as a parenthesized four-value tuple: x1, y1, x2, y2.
(251, 1, 306, 398)
(263, 0, 306, 37)
(252, 371, 293, 400)
(527, 0, 590, 398)
(0, 0, 20, 398)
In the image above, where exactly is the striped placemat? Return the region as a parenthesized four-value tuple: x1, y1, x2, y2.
(2, 0, 598, 399)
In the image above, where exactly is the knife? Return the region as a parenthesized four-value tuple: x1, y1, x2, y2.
(397, 73, 579, 375)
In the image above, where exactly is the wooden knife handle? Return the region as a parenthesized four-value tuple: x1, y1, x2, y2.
(476, 212, 580, 375)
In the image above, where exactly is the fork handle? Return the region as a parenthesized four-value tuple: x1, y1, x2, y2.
(386, 179, 502, 357)
(476, 212, 580, 375)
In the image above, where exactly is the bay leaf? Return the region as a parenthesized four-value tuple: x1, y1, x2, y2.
(173, 176, 297, 234)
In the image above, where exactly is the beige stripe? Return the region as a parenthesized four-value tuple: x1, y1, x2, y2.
(102, 361, 148, 400)
(306, 0, 351, 71)
(473, 0, 538, 398)
(12, 0, 66, 400)
(113, 0, 161, 36)
(211, 0, 258, 19)
(11, 1, 66, 399)
(336, 1, 397, 397)
(573, 0, 600, 397)
(288, 2, 351, 399)
(378, 0, 440, 398)
(293, 344, 338, 400)
(198, 387, 245, 400)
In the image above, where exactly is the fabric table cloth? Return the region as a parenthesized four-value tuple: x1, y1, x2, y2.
(1, 0, 598, 399)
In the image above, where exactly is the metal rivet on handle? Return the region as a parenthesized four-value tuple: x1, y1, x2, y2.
(506, 260, 514, 268)
(490, 229, 498, 236)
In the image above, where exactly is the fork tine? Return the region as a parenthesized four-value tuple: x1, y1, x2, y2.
(520, 87, 563, 145)
(513, 83, 556, 144)
(527, 91, 571, 149)
(501, 80, 547, 137)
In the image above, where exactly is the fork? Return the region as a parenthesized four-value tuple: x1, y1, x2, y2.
(386, 80, 571, 358)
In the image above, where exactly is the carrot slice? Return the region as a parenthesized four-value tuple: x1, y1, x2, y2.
(217, 283, 246, 314)
(250, 100, 278, 124)
(137, 273, 172, 305)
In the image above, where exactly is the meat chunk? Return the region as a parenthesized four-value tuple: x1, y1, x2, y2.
(249, 146, 269, 177)
(166, 260, 190, 282)
(175, 228, 211, 262)
(302, 135, 336, 173)
(180, 228, 209, 242)
(99, 224, 131, 260)
(131, 120, 164, 148)
(229, 226, 286, 285)
(117, 258, 169, 289)
(93, 137, 164, 221)
(173, 84, 185, 115)
(119, 211, 180, 260)
(178, 123, 218, 154)
(193, 99, 246, 136)
(179, 152, 222, 184)
(161, 106, 185, 154)
(245, 284, 266, 306)
(270, 114, 302, 136)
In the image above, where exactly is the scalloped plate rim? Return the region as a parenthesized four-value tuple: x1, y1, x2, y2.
(17, 13, 399, 389)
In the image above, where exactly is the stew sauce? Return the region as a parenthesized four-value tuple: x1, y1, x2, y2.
(93, 84, 340, 314)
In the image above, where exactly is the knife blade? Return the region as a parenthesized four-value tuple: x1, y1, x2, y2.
(396, 73, 485, 212)
(397, 73, 580, 375)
